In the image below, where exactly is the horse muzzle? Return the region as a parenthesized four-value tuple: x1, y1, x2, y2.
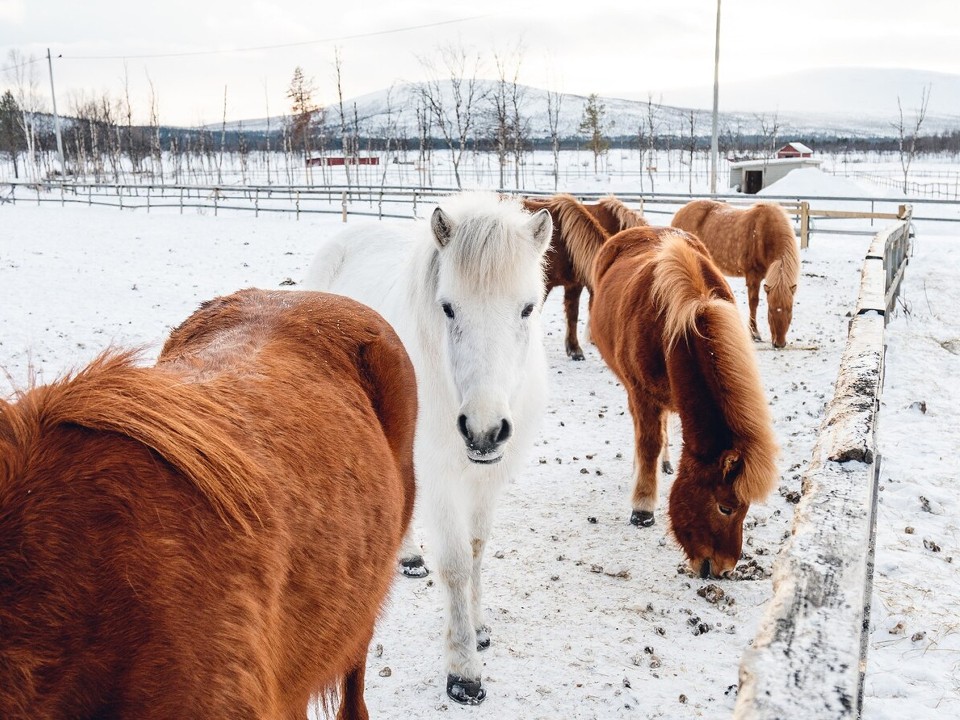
(458, 414, 511, 464)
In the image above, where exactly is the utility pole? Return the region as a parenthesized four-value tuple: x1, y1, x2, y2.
(46, 48, 66, 177)
(709, 0, 721, 195)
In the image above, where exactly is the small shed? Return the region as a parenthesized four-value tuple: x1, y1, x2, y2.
(776, 142, 813, 159)
(728, 156, 823, 194)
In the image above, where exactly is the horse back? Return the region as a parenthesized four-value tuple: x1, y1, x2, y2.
(0, 289, 416, 718)
(590, 227, 731, 407)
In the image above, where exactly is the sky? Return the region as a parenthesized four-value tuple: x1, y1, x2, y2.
(1, 0, 957, 126)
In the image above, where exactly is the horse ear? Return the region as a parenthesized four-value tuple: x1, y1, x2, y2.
(790, 284, 797, 293)
(720, 450, 743, 484)
(431, 207, 454, 249)
(527, 208, 553, 255)
(762, 283, 771, 294)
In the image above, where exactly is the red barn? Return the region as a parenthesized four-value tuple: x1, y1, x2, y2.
(776, 142, 813, 159)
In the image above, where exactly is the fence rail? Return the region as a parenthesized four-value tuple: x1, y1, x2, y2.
(5, 181, 956, 244)
(734, 212, 912, 719)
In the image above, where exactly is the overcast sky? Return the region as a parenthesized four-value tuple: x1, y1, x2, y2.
(1, 0, 956, 125)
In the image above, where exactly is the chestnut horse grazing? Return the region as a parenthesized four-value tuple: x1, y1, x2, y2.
(304, 192, 552, 706)
(0, 289, 416, 720)
(590, 227, 779, 578)
(671, 199, 800, 348)
(522, 193, 612, 360)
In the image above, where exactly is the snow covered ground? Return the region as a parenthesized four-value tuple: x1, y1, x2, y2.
(0, 166, 957, 717)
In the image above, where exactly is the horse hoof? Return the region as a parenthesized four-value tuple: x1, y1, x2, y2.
(476, 627, 491, 650)
(399, 556, 429, 578)
(569, 350, 585, 361)
(630, 510, 655, 527)
(661, 460, 674, 475)
(447, 674, 486, 705)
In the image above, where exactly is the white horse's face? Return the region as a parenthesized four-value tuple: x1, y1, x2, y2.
(431, 204, 552, 464)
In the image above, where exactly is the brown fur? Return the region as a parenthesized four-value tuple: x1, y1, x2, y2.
(0, 288, 417, 720)
(590, 227, 778, 578)
(523, 193, 646, 360)
(671, 199, 800, 348)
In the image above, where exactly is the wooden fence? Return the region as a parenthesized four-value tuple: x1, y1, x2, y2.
(734, 210, 913, 719)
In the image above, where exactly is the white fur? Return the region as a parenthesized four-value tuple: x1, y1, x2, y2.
(303, 191, 551, 690)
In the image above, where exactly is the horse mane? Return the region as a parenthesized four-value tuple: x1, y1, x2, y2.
(531, 194, 610, 286)
(1, 350, 268, 533)
(651, 232, 779, 503)
(596, 195, 648, 229)
(437, 191, 547, 291)
(754, 203, 800, 306)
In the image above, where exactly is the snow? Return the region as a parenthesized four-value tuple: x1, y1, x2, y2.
(0, 168, 957, 717)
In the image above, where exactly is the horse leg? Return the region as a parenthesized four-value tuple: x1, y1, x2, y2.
(659, 413, 674, 475)
(628, 397, 666, 527)
(397, 527, 429, 578)
(746, 273, 763, 342)
(336, 657, 370, 720)
(470, 497, 496, 652)
(563, 284, 586, 360)
(432, 511, 486, 705)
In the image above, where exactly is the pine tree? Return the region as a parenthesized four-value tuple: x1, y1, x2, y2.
(0, 90, 24, 179)
(287, 67, 318, 163)
(579, 93, 609, 174)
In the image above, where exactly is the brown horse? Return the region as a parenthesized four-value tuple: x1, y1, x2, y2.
(590, 227, 779, 578)
(523, 194, 646, 361)
(671, 199, 800, 348)
(0, 289, 416, 720)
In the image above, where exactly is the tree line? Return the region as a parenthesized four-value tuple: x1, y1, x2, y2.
(1, 47, 954, 192)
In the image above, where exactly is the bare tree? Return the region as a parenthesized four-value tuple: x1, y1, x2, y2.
(545, 87, 564, 191)
(146, 74, 163, 183)
(895, 86, 931, 194)
(415, 93, 432, 187)
(755, 111, 780, 159)
(5, 49, 42, 180)
(418, 43, 485, 189)
(682, 110, 699, 194)
(0, 90, 24, 178)
(643, 95, 662, 192)
(334, 48, 352, 189)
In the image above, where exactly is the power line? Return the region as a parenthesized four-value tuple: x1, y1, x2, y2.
(60, 15, 489, 61)
(0, 56, 47, 74)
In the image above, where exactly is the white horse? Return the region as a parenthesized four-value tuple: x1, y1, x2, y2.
(302, 191, 552, 705)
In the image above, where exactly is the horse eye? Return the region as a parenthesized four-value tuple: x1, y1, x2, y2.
(718, 504, 733, 516)
(521, 303, 535, 319)
(441, 302, 455, 319)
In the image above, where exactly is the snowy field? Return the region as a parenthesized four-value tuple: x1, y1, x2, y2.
(1, 167, 957, 717)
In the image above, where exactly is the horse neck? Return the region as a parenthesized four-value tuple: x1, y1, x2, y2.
(553, 199, 609, 287)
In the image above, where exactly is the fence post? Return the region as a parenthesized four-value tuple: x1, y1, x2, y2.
(341, 191, 348, 223)
(296, 190, 300, 221)
(179, 187, 184, 215)
(800, 201, 810, 249)
(147, 186, 151, 213)
(255, 188, 259, 218)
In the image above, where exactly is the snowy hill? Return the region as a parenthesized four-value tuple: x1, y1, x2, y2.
(208, 68, 959, 140)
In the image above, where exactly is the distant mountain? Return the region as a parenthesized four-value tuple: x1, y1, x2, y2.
(209, 68, 959, 141)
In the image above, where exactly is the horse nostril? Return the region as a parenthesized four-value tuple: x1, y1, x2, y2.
(699, 558, 711, 579)
(457, 414, 470, 441)
(495, 419, 512, 445)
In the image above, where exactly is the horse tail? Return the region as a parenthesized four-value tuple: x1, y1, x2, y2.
(23, 351, 269, 534)
(652, 232, 779, 504)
